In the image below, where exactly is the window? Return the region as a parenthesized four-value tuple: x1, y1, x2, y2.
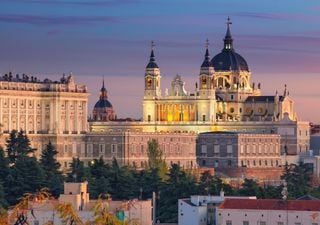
(226, 220, 232, 225)
(259, 222, 266, 225)
(230, 95, 234, 100)
(294, 223, 301, 225)
(99, 144, 105, 154)
(201, 145, 207, 156)
(202, 115, 206, 122)
(227, 145, 233, 154)
(34, 221, 39, 225)
(214, 145, 220, 154)
(312, 223, 318, 225)
(243, 221, 249, 225)
(111, 144, 117, 154)
(148, 115, 151, 122)
(230, 107, 234, 113)
(277, 222, 284, 225)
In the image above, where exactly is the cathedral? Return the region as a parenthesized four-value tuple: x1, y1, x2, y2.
(90, 18, 309, 160)
(0, 19, 310, 171)
(143, 19, 295, 124)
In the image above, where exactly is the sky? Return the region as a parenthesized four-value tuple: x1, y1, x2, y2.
(0, 0, 319, 122)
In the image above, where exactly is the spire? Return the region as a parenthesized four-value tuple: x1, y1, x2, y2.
(146, 41, 159, 68)
(201, 39, 213, 68)
(100, 77, 108, 100)
(284, 84, 287, 96)
(224, 17, 233, 50)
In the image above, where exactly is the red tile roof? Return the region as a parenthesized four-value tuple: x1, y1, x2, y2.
(219, 199, 320, 211)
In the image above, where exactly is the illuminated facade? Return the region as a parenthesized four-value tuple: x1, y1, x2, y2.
(90, 19, 310, 157)
(0, 72, 88, 168)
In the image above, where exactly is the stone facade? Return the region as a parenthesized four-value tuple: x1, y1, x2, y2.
(197, 132, 281, 168)
(0, 72, 88, 167)
(84, 131, 197, 169)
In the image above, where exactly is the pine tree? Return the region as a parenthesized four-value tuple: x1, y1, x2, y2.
(6, 156, 44, 205)
(6, 130, 35, 164)
(40, 141, 64, 197)
(66, 158, 88, 182)
(0, 147, 9, 182)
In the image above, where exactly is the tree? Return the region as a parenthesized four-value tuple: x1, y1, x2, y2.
(281, 162, 312, 199)
(238, 178, 259, 196)
(6, 130, 35, 164)
(40, 141, 64, 197)
(0, 147, 9, 183)
(66, 158, 88, 182)
(5, 156, 44, 205)
(157, 164, 197, 223)
(147, 139, 167, 180)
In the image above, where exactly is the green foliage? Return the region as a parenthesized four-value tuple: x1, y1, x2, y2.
(238, 178, 259, 196)
(40, 141, 64, 197)
(6, 130, 35, 164)
(281, 162, 312, 199)
(157, 164, 197, 223)
(66, 158, 89, 182)
(6, 156, 44, 205)
(147, 139, 168, 180)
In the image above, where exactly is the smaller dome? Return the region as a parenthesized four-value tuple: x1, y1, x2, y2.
(94, 99, 113, 109)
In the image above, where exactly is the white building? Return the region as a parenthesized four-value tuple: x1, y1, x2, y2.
(217, 198, 320, 225)
(178, 192, 256, 225)
(12, 182, 152, 225)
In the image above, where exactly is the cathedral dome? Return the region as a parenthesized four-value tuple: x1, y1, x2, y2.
(94, 98, 113, 108)
(211, 50, 249, 72)
(92, 80, 115, 121)
(211, 17, 249, 72)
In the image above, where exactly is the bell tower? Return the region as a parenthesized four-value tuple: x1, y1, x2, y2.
(197, 40, 216, 122)
(143, 41, 161, 122)
(144, 41, 161, 99)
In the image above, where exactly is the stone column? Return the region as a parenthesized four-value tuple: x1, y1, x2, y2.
(17, 99, 20, 130)
(25, 99, 28, 133)
(49, 100, 54, 133)
(0, 98, 3, 131)
(8, 98, 12, 131)
(33, 99, 37, 133)
(41, 100, 46, 131)
(165, 104, 168, 122)
(75, 100, 79, 134)
(83, 101, 88, 132)
(66, 100, 70, 134)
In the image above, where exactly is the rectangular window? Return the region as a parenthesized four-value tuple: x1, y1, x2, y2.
(99, 144, 105, 155)
(201, 145, 207, 156)
(226, 220, 232, 225)
(111, 144, 117, 154)
(277, 222, 284, 225)
(240, 145, 244, 154)
(259, 222, 266, 225)
(243, 221, 249, 225)
(294, 223, 301, 225)
(214, 145, 220, 153)
(227, 145, 233, 154)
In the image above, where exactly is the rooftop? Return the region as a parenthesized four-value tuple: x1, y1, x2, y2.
(219, 199, 320, 211)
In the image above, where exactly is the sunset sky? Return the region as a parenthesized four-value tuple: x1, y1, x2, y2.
(0, 0, 319, 122)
